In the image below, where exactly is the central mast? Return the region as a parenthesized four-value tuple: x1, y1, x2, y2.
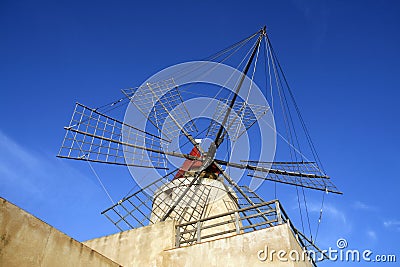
(214, 26, 266, 148)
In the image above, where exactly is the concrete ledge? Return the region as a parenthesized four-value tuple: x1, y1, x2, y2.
(162, 223, 312, 267)
(84, 220, 176, 267)
(84, 219, 312, 267)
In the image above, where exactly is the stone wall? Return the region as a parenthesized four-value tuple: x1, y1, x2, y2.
(0, 197, 120, 267)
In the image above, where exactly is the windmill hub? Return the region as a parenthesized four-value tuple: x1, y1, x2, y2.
(173, 138, 220, 180)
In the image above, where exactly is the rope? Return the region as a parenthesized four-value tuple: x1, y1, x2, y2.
(230, 40, 261, 150)
(266, 33, 326, 241)
(266, 36, 306, 234)
(227, 40, 261, 176)
(172, 36, 260, 153)
(86, 160, 116, 206)
(266, 34, 326, 174)
(165, 32, 259, 85)
(314, 189, 327, 243)
(272, 50, 314, 240)
(75, 139, 116, 206)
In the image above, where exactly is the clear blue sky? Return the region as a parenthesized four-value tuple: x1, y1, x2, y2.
(1, 0, 399, 265)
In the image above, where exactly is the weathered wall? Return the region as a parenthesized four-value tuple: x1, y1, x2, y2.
(85, 219, 312, 267)
(83, 220, 176, 267)
(162, 223, 312, 267)
(0, 197, 120, 267)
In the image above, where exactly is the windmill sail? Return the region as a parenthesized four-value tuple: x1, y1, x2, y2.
(206, 98, 270, 143)
(102, 170, 212, 232)
(58, 103, 171, 169)
(215, 159, 341, 194)
(122, 78, 198, 142)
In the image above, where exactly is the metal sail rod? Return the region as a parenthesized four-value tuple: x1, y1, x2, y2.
(214, 159, 330, 179)
(56, 155, 167, 169)
(250, 174, 343, 195)
(64, 127, 198, 161)
(214, 26, 265, 148)
(160, 175, 202, 221)
(241, 160, 316, 165)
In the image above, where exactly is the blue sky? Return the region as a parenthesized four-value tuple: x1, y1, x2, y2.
(1, 0, 399, 265)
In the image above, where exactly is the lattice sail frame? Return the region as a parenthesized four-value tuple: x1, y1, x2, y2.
(246, 161, 341, 194)
(101, 171, 212, 232)
(58, 103, 170, 169)
(102, 176, 271, 230)
(206, 98, 270, 142)
(122, 78, 198, 142)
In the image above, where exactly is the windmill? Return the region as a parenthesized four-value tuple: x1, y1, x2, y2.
(58, 26, 341, 265)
